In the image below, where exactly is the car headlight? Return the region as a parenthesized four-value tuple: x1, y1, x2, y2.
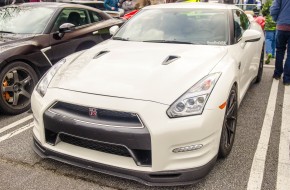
(36, 59, 66, 97)
(167, 73, 221, 118)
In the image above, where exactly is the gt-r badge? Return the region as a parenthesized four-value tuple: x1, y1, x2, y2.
(89, 108, 97, 117)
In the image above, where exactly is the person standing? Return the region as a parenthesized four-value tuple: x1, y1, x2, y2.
(270, 0, 290, 85)
(104, 0, 119, 11)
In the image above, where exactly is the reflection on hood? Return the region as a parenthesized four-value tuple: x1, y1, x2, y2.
(0, 33, 37, 53)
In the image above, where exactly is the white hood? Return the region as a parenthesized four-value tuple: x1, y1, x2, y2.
(50, 40, 228, 105)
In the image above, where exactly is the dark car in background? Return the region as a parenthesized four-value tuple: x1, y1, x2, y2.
(59, 0, 123, 17)
(0, 2, 123, 114)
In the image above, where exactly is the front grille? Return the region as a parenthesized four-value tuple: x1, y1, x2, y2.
(44, 102, 152, 166)
(59, 134, 131, 157)
(51, 102, 143, 128)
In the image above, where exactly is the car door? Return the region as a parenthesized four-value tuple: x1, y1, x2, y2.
(232, 9, 257, 99)
(49, 8, 106, 64)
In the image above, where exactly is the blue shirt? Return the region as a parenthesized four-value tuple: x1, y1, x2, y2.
(270, 0, 290, 25)
(104, 0, 119, 11)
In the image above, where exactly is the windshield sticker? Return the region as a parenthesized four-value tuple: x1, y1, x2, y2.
(207, 41, 227, 45)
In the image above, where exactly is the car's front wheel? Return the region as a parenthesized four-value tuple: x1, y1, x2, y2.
(218, 85, 238, 158)
(0, 62, 38, 114)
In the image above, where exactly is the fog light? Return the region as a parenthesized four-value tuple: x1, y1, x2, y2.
(172, 144, 203, 153)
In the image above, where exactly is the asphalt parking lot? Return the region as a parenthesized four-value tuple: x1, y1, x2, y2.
(0, 63, 289, 190)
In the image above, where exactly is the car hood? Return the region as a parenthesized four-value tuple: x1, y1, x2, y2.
(50, 40, 228, 105)
(0, 33, 36, 46)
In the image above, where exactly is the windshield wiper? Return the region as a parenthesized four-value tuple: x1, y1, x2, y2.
(142, 40, 194, 44)
(112, 37, 129, 41)
(0, 31, 15, 34)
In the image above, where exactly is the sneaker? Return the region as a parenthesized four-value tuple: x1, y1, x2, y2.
(273, 75, 281, 80)
(283, 82, 290, 86)
(265, 54, 272, 64)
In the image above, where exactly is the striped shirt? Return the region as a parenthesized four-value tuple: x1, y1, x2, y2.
(277, 24, 290, 31)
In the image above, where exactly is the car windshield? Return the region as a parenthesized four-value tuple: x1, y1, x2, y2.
(0, 6, 55, 34)
(114, 9, 229, 45)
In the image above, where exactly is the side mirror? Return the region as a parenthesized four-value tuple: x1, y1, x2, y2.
(59, 23, 76, 33)
(109, 25, 119, 36)
(242, 29, 261, 43)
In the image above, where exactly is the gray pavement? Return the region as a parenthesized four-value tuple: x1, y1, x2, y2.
(0, 65, 289, 190)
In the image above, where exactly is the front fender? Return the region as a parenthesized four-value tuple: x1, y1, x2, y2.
(0, 43, 52, 69)
(205, 55, 239, 110)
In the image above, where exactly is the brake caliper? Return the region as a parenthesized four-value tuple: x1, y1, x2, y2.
(2, 80, 10, 101)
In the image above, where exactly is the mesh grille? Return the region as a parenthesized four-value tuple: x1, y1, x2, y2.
(59, 134, 131, 157)
(53, 102, 141, 124)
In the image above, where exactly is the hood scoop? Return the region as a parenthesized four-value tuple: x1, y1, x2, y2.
(162, 55, 180, 65)
(93, 50, 110, 59)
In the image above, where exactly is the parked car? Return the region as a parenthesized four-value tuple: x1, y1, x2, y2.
(31, 3, 264, 186)
(0, 0, 27, 6)
(0, 2, 123, 114)
(58, 0, 123, 17)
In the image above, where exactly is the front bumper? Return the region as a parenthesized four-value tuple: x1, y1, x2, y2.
(33, 136, 217, 186)
(31, 88, 225, 185)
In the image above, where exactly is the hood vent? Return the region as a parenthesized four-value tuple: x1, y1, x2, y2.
(93, 50, 109, 59)
(162, 55, 180, 65)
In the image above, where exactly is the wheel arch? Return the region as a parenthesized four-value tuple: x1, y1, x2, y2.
(206, 56, 240, 110)
(0, 58, 41, 79)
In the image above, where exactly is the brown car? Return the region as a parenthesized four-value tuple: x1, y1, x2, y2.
(0, 2, 123, 114)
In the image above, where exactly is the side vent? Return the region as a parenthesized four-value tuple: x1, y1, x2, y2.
(162, 55, 180, 65)
(93, 50, 109, 59)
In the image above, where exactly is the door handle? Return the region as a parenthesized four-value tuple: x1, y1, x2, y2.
(93, 31, 99, 35)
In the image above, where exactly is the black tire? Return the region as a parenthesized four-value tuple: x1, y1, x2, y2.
(218, 85, 238, 158)
(255, 45, 264, 83)
(0, 61, 38, 115)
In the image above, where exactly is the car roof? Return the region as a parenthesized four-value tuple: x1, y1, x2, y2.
(59, 0, 104, 4)
(144, 2, 241, 10)
(17, 2, 64, 8)
(14, 2, 97, 9)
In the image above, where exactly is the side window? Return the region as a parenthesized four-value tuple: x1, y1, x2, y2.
(233, 10, 250, 42)
(52, 9, 90, 32)
(240, 11, 250, 30)
(89, 11, 103, 23)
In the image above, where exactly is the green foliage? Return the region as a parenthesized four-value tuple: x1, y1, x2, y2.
(262, 0, 272, 16)
(262, 0, 276, 31)
(265, 15, 276, 30)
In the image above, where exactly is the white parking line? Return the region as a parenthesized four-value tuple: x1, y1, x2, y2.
(0, 115, 33, 135)
(0, 122, 34, 143)
(276, 86, 290, 190)
(247, 79, 279, 190)
(264, 65, 275, 68)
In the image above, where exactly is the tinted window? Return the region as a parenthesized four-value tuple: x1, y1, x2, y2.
(0, 6, 55, 34)
(114, 9, 229, 45)
(89, 11, 103, 23)
(52, 8, 90, 32)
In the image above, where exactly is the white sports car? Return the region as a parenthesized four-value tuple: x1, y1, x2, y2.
(31, 3, 264, 186)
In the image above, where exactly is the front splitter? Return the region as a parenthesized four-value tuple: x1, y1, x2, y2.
(33, 137, 217, 186)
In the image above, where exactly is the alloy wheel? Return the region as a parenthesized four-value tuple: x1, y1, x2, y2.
(218, 86, 238, 158)
(1, 67, 35, 111)
(223, 89, 238, 148)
